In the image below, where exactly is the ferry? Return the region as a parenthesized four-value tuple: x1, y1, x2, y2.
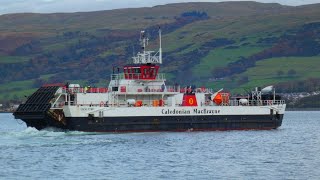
(14, 30, 286, 132)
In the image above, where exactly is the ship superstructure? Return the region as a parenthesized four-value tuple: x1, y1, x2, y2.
(14, 30, 286, 132)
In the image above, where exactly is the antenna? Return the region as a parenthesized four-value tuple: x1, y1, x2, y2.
(140, 30, 149, 53)
(132, 44, 135, 57)
(132, 30, 162, 64)
(159, 27, 162, 64)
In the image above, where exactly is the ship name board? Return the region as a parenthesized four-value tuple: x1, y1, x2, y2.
(162, 108, 220, 115)
(80, 107, 95, 111)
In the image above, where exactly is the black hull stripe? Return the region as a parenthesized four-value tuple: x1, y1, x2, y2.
(64, 114, 284, 132)
(18, 114, 284, 132)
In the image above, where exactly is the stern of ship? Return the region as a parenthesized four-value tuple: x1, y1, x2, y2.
(13, 85, 67, 130)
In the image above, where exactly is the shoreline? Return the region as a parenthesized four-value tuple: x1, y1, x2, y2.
(0, 111, 13, 113)
(286, 108, 320, 111)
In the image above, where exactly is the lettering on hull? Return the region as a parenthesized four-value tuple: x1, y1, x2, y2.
(161, 109, 220, 115)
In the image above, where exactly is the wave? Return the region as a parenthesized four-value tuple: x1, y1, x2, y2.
(0, 127, 97, 138)
(0, 127, 115, 148)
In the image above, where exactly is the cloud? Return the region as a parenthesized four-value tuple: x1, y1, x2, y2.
(0, 0, 319, 15)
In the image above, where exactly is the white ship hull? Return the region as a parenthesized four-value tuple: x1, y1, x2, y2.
(64, 104, 286, 118)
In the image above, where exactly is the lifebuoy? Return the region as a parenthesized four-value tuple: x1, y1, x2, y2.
(100, 101, 105, 107)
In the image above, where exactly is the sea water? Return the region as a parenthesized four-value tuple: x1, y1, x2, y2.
(0, 112, 319, 179)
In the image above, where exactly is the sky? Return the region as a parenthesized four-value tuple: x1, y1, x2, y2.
(0, 0, 319, 15)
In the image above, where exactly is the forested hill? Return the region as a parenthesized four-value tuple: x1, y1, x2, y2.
(1, 1, 320, 103)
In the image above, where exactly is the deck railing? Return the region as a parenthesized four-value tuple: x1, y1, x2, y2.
(61, 87, 108, 94)
(228, 100, 286, 106)
(111, 73, 166, 81)
(53, 99, 285, 108)
(60, 86, 215, 94)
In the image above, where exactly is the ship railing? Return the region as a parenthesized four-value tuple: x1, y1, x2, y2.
(60, 85, 214, 94)
(120, 85, 181, 93)
(111, 73, 166, 81)
(55, 99, 286, 108)
(61, 87, 109, 94)
(51, 101, 74, 108)
(178, 87, 214, 94)
(228, 100, 285, 106)
(71, 99, 169, 107)
(117, 85, 214, 94)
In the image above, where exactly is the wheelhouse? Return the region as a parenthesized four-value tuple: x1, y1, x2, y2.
(123, 64, 159, 80)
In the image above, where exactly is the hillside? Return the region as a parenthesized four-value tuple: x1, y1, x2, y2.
(1, 1, 320, 104)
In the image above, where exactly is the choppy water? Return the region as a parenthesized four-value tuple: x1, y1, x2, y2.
(0, 112, 320, 179)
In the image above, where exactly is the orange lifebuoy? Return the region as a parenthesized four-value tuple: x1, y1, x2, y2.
(100, 101, 105, 107)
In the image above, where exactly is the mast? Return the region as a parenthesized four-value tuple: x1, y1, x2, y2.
(132, 29, 162, 64)
(159, 27, 162, 64)
(140, 30, 148, 57)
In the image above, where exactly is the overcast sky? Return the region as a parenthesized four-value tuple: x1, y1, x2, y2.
(0, 0, 319, 15)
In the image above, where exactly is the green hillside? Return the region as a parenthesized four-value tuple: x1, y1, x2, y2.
(1, 1, 320, 103)
(232, 56, 320, 91)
